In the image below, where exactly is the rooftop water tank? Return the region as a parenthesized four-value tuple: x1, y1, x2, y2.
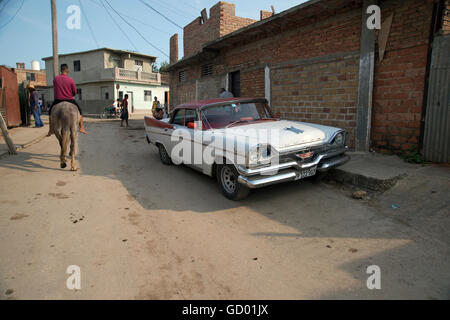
(31, 60, 40, 71)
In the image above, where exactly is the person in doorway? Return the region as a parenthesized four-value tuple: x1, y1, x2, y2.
(28, 84, 44, 128)
(219, 88, 234, 98)
(47, 64, 87, 136)
(120, 94, 129, 127)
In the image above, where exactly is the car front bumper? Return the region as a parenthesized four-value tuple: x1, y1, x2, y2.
(237, 150, 349, 189)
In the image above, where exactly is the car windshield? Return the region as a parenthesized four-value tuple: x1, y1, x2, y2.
(201, 102, 275, 129)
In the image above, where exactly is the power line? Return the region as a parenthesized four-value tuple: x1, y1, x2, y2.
(87, 0, 172, 36)
(0, 0, 10, 14)
(138, 0, 183, 30)
(78, 0, 100, 48)
(104, 0, 169, 58)
(122, 13, 171, 36)
(0, 0, 24, 30)
(149, 0, 196, 20)
(100, 0, 138, 51)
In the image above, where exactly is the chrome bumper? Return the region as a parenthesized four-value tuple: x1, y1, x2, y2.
(237, 153, 349, 189)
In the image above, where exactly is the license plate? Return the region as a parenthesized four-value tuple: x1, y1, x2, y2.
(296, 167, 317, 180)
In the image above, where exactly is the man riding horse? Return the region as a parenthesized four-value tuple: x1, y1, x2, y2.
(47, 64, 87, 136)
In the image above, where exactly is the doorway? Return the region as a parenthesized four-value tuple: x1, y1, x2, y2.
(229, 71, 241, 97)
(126, 91, 134, 113)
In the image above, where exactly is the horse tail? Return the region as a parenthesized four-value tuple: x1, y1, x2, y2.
(60, 126, 70, 158)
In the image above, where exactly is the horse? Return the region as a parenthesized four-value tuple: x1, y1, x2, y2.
(50, 102, 80, 171)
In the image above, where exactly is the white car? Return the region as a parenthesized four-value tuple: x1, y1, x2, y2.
(144, 98, 349, 200)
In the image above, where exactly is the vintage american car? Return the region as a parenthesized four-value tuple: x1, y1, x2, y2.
(144, 98, 349, 200)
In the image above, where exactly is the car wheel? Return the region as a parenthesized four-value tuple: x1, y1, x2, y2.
(216, 164, 250, 200)
(158, 144, 172, 165)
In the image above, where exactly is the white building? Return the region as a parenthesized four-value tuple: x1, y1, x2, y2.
(41, 48, 169, 113)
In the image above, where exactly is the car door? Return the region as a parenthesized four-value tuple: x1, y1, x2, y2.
(169, 108, 186, 164)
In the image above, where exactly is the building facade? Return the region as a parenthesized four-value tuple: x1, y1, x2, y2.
(42, 48, 169, 113)
(167, 0, 450, 161)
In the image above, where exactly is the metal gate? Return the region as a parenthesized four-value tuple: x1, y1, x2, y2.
(423, 35, 450, 163)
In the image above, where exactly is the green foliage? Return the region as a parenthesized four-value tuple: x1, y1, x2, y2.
(400, 145, 426, 164)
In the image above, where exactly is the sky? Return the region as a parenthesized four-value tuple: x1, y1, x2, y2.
(0, 0, 306, 70)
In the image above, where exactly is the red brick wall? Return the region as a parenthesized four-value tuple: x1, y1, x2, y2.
(183, 2, 256, 57)
(260, 10, 273, 20)
(372, 0, 434, 153)
(241, 68, 265, 98)
(14, 69, 47, 87)
(170, 34, 178, 64)
(170, 0, 435, 153)
(442, 0, 450, 34)
(0, 66, 21, 127)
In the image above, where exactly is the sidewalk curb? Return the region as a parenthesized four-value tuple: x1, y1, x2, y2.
(327, 168, 407, 192)
(0, 133, 48, 160)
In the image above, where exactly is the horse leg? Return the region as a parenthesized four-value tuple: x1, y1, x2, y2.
(70, 128, 78, 171)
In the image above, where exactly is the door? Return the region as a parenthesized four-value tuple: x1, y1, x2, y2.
(229, 71, 241, 97)
(423, 35, 450, 162)
(126, 91, 134, 113)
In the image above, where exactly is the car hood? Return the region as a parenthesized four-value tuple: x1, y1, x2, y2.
(221, 120, 339, 150)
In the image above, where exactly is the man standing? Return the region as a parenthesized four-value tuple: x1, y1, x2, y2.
(28, 84, 44, 128)
(219, 88, 234, 98)
(120, 94, 129, 127)
(47, 64, 87, 136)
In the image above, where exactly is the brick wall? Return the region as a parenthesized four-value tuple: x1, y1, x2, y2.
(372, 0, 434, 153)
(442, 0, 450, 34)
(241, 68, 265, 98)
(260, 10, 273, 20)
(14, 69, 47, 87)
(170, 34, 178, 64)
(170, 0, 436, 153)
(183, 2, 256, 57)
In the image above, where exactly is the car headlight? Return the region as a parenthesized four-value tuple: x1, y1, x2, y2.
(334, 132, 344, 145)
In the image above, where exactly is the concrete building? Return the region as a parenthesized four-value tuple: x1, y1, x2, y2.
(167, 0, 450, 162)
(42, 48, 169, 114)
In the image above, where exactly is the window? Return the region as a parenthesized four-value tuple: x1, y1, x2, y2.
(144, 90, 152, 102)
(76, 88, 82, 100)
(105, 92, 109, 100)
(119, 91, 123, 100)
(171, 109, 185, 126)
(185, 109, 197, 125)
(135, 60, 143, 67)
(112, 58, 121, 68)
(74, 60, 81, 72)
(26, 72, 35, 82)
(179, 70, 186, 82)
(201, 64, 213, 77)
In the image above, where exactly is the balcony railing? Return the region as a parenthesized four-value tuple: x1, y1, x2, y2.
(115, 68, 160, 83)
(68, 67, 161, 85)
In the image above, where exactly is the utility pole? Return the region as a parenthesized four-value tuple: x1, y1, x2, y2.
(51, 0, 58, 79)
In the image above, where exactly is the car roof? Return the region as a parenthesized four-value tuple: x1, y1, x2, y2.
(174, 97, 267, 110)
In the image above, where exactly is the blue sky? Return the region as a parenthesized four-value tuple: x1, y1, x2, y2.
(0, 0, 305, 69)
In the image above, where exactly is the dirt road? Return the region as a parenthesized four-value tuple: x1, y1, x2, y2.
(1, 118, 449, 299)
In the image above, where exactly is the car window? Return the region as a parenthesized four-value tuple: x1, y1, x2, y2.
(172, 109, 185, 126)
(185, 109, 197, 125)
